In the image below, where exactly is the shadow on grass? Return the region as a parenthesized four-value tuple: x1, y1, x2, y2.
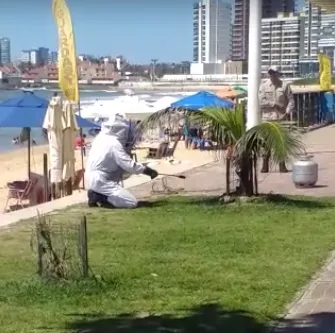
(65, 307, 335, 333)
(137, 200, 169, 208)
(259, 193, 333, 209)
(87, 199, 170, 210)
(66, 303, 268, 333)
(179, 193, 333, 210)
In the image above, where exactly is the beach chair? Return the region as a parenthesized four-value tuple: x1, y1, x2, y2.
(3, 178, 38, 212)
(199, 139, 214, 151)
(147, 142, 169, 159)
(164, 137, 180, 160)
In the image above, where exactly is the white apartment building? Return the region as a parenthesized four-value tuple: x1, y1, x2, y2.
(302, 2, 321, 58)
(302, 4, 335, 58)
(192, 0, 232, 65)
(261, 13, 304, 77)
(20, 50, 31, 63)
(48, 51, 58, 64)
(29, 50, 38, 65)
(318, 9, 335, 69)
(300, 3, 335, 74)
(300, 2, 321, 75)
(20, 49, 38, 65)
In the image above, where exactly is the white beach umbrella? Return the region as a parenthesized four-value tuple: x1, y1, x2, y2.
(62, 100, 78, 182)
(43, 95, 63, 184)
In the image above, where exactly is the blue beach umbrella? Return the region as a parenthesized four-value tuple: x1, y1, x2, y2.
(0, 91, 96, 128)
(0, 91, 98, 177)
(170, 91, 234, 110)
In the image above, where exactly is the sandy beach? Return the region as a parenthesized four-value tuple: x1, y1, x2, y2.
(0, 141, 217, 212)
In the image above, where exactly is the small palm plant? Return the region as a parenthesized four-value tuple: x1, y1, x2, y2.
(141, 104, 305, 197)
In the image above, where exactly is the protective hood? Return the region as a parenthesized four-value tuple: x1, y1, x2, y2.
(102, 117, 137, 147)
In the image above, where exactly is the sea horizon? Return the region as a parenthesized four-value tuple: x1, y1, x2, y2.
(0, 88, 192, 153)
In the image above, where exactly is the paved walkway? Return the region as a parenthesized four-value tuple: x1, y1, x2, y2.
(0, 154, 217, 228)
(273, 251, 335, 332)
(258, 125, 335, 197)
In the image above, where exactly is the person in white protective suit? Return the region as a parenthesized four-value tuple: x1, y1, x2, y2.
(85, 117, 158, 208)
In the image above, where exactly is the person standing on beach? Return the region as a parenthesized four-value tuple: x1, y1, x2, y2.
(259, 66, 295, 173)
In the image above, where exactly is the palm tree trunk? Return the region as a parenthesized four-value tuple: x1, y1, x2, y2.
(239, 153, 254, 196)
(253, 153, 258, 195)
(226, 157, 231, 195)
(237, 103, 254, 196)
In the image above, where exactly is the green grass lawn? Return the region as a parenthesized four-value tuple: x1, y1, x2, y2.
(1, 195, 335, 333)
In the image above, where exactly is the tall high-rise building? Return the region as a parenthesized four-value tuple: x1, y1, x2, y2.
(20, 49, 38, 65)
(192, 0, 232, 64)
(319, 8, 335, 69)
(20, 50, 32, 63)
(263, 0, 296, 18)
(20, 47, 51, 66)
(37, 47, 49, 66)
(232, 0, 296, 61)
(0, 38, 11, 65)
(48, 51, 58, 64)
(302, 2, 321, 58)
(261, 13, 304, 77)
(301, 2, 335, 74)
(232, 0, 249, 61)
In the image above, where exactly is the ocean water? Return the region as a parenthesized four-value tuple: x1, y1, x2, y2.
(0, 88, 189, 153)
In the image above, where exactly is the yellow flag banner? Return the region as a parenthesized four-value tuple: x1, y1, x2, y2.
(318, 53, 332, 91)
(52, 0, 79, 103)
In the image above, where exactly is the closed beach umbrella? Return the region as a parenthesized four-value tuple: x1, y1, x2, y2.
(62, 101, 77, 182)
(42, 95, 63, 184)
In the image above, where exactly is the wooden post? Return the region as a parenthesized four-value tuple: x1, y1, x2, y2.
(65, 179, 73, 196)
(317, 92, 321, 124)
(36, 225, 43, 276)
(79, 216, 89, 278)
(308, 93, 312, 127)
(302, 93, 306, 128)
(79, 127, 85, 189)
(27, 127, 31, 179)
(43, 154, 49, 202)
(297, 93, 302, 127)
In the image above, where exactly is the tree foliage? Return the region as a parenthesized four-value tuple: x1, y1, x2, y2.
(141, 105, 305, 196)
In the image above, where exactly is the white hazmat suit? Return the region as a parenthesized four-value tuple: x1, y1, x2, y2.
(85, 118, 156, 208)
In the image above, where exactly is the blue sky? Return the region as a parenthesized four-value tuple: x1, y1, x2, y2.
(0, 0, 305, 63)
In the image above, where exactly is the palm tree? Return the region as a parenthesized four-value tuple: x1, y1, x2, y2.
(140, 104, 305, 197)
